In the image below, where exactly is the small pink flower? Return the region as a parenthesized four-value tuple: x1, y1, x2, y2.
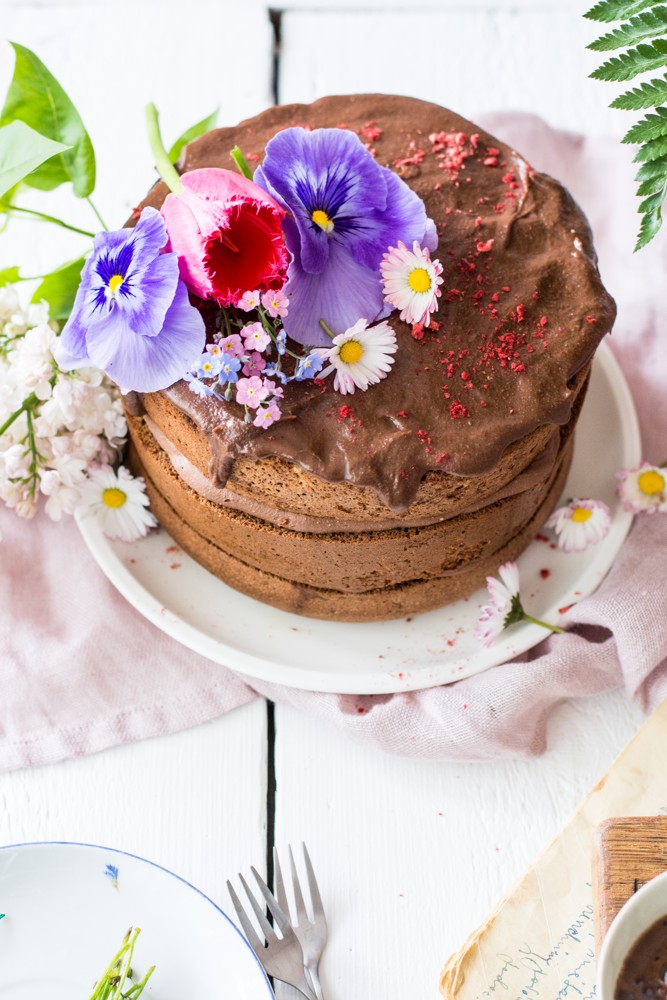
(236, 375, 269, 409)
(242, 351, 267, 376)
(253, 402, 282, 428)
(218, 333, 245, 358)
(263, 379, 284, 399)
(261, 288, 289, 318)
(206, 343, 223, 356)
(242, 321, 271, 352)
(238, 290, 262, 311)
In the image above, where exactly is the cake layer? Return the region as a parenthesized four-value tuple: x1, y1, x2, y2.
(135, 362, 590, 529)
(128, 439, 573, 622)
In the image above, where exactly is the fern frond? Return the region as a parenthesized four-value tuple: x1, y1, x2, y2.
(633, 133, 667, 159)
(635, 156, 667, 180)
(585, 0, 660, 24)
(635, 202, 663, 249)
(590, 38, 667, 80)
(610, 73, 667, 107)
(623, 105, 667, 141)
(588, 6, 667, 50)
(636, 170, 667, 194)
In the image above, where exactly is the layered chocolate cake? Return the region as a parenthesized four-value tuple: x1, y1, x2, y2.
(125, 94, 615, 621)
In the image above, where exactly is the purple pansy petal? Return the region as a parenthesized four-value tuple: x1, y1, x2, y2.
(55, 255, 103, 369)
(282, 240, 385, 347)
(84, 280, 206, 393)
(130, 206, 169, 257)
(119, 251, 179, 338)
(350, 169, 438, 270)
(255, 128, 388, 275)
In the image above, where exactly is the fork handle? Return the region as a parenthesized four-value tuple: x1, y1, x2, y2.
(306, 963, 325, 1000)
(275, 972, 319, 1000)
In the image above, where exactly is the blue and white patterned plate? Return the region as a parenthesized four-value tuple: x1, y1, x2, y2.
(0, 841, 273, 999)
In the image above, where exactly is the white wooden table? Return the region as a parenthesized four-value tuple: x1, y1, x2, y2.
(0, 2, 646, 996)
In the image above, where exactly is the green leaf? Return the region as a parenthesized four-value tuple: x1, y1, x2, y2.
(0, 42, 95, 197)
(0, 265, 22, 286)
(167, 107, 219, 163)
(638, 189, 667, 212)
(0, 120, 70, 199)
(637, 170, 667, 194)
(590, 38, 667, 81)
(635, 204, 663, 249)
(611, 73, 667, 108)
(585, 0, 661, 24)
(634, 133, 667, 159)
(635, 155, 667, 180)
(588, 6, 667, 51)
(31, 256, 86, 321)
(623, 106, 667, 142)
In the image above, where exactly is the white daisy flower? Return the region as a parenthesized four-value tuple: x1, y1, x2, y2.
(318, 319, 397, 395)
(616, 462, 667, 514)
(380, 240, 444, 326)
(77, 466, 156, 542)
(546, 498, 611, 552)
(475, 560, 564, 647)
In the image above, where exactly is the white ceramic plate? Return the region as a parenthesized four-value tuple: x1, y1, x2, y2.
(0, 841, 273, 999)
(77, 341, 640, 694)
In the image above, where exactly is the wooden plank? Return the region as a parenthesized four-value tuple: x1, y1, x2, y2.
(0, 701, 270, 912)
(592, 816, 667, 954)
(278, 7, 625, 138)
(272, 691, 643, 1000)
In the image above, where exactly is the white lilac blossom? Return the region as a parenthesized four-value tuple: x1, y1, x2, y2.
(475, 561, 565, 648)
(616, 462, 667, 514)
(316, 319, 397, 395)
(546, 498, 611, 552)
(0, 291, 127, 523)
(380, 240, 444, 326)
(76, 465, 156, 542)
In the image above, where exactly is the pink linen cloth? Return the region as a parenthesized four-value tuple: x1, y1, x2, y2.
(1, 113, 666, 771)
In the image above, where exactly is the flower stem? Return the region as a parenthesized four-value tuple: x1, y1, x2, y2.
(0, 393, 36, 438)
(319, 319, 336, 340)
(86, 196, 108, 231)
(230, 145, 253, 180)
(2, 203, 96, 238)
(521, 613, 566, 635)
(145, 103, 183, 195)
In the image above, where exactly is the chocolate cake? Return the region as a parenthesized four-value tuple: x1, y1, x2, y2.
(125, 94, 615, 621)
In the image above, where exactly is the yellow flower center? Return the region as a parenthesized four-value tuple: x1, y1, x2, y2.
(638, 469, 665, 495)
(408, 267, 431, 293)
(571, 506, 592, 523)
(311, 209, 334, 233)
(339, 340, 364, 364)
(102, 487, 127, 509)
(108, 274, 124, 296)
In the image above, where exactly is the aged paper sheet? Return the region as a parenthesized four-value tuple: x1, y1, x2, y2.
(440, 701, 667, 1000)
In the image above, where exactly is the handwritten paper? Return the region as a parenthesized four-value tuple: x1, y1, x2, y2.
(440, 701, 667, 1000)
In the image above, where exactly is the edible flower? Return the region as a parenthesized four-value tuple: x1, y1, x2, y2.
(475, 561, 565, 647)
(316, 318, 397, 395)
(161, 168, 289, 307)
(546, 498, 611, 552)
(55, 208, 206, 393)
(380, 240, 443, 326)
(616, 462, 667, 514)
(254, 127, 437, 346)
(76, 465, 156, 542)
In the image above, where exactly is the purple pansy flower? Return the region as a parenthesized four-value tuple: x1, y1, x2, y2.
(56, 207, 205, 392)
(254, 127, 437, 347)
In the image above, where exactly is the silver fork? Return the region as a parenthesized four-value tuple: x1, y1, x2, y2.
(273, 844, 327, 1000)
(227, 867, 318, 1000)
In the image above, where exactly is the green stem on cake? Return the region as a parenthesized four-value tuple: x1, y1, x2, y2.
(318, 319, 336, 340)
(521, 613, 565, 635)
(145, 102, 183, 195)
(2, 203, 96, 238)
(230, 145, 253, 180)
(86, 196, 108, 232)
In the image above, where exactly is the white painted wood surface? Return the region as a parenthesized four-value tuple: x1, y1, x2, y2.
(0, 3, 650, 998)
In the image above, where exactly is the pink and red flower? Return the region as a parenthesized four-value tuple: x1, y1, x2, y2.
(161, 168, 289, 308)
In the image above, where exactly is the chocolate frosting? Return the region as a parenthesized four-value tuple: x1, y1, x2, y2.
(135, 94, 615, 512)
